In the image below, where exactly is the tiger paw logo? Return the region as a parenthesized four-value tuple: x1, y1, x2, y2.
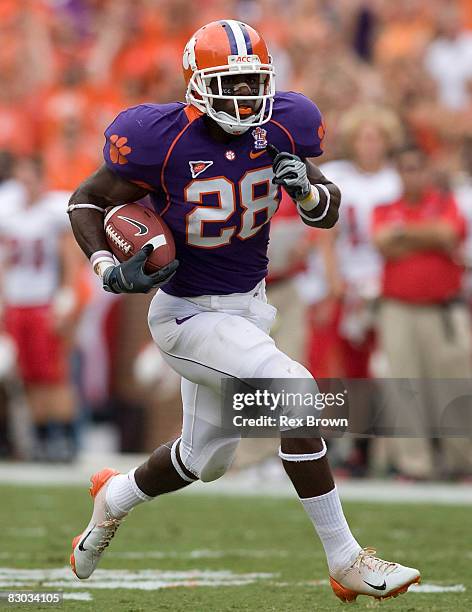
(318, 122, 326, 150)
(109, 135, 132, 165)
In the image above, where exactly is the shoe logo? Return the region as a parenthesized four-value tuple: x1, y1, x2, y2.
(189, 160, 213, 178)
(363, 579, 387, 591)
(175, 314, 198, 325)
(249, 150, 266, 160)
(78, 528, 94, 552)
(117, 215, 148, 236)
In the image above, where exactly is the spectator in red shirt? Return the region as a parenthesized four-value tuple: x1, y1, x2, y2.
(372, 144, 472, 480)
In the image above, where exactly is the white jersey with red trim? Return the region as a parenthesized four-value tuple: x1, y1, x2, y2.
(297, 160, 401, 304)
(320, 160, 402, 295)
(0, 191, 70, 306)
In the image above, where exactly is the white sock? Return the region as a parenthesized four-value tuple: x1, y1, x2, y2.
(300, 486, 361, 574)
(105, 468, 153, 518)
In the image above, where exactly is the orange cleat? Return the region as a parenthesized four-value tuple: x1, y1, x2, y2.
(70, 468, 123, 580)
(330, 548, 420, 602)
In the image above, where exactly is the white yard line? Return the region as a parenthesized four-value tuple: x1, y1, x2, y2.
(0, 568, 464, 595)
(107, 549, 289, 560)
(0, 568, 275, 591)
(3, 527, 46, 537)
(409, 584, 466, 593)
(63, 593, 93, 601)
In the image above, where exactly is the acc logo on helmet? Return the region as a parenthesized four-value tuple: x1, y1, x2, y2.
(228, 55, 260, 64)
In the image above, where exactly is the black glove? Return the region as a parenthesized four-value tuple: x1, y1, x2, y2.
(267, 144, 311, 200)
(103, 244, 179, 294)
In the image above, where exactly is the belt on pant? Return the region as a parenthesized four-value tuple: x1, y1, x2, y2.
(185, 283, 264, 310)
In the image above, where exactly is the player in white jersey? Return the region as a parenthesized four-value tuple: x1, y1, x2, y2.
(301, 106, 402, 477)
(0, 150, 25, 456)
(319, 160, 401, 302)
(0, 157, 80, 461)
(305, 106, 402, 380)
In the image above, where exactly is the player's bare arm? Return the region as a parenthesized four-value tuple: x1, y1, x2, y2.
(318, 227, 345, 298)
(269, 146, 341, 229)
(68, 165, 178, 294)
(68, 164, 149, 258)
(54, 232, 83, 335)
(304, 158, 341, 228)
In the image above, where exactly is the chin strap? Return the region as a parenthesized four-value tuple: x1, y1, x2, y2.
(214, 112, 255, 135)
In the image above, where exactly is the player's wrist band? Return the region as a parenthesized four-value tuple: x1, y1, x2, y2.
(67, 203, 105, 213)
(90, 250, 115, 277)
(297, 184, 321, 210)
(297, 184, 331, 221)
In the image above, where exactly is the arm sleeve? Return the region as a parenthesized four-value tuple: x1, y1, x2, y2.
(285, 92, 325, 159)
(103, 105, 163, 188)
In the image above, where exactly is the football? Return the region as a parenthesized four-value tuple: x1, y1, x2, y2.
(104, 203, 175, 273)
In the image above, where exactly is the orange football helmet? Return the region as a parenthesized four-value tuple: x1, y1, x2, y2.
(183, 20, 276, 135)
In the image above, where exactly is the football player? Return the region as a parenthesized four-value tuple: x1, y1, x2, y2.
(0, 157, 79, 461)
(67, 20, 420, 602)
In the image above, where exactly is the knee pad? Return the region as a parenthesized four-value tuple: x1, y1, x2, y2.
(181, 436, 240, 483)
(250, 351, 320, 424)
(252, 350, 313, 379)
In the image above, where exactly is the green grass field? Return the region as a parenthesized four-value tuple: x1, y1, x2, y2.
(0, 485, 470, 611)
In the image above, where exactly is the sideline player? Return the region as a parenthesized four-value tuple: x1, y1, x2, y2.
(68, 21, 420, 602)
(0, 157, 79, 461)
(307, 106, 402, 379)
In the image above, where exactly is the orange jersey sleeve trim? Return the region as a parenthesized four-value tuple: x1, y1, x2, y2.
(131, 179, 154, 191)
(160, 107, 202, 216)
(184, 104, 204, 122)
(269, 119, 296, 154)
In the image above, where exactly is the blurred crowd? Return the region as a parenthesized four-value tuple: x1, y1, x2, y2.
(0, 0, 471, 479)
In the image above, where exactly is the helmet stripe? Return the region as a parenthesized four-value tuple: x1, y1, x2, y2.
(219, 20, 239, 55)
(222, 20, 248, 55)
(238, 22, 253, 54)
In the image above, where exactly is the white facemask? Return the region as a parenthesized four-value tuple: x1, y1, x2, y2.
(186, 62, 276, 135)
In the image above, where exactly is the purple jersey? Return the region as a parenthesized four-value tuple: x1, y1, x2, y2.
(103, 91, 324, 297)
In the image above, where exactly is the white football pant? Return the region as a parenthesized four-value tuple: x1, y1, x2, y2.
(148, 281, 315, 481)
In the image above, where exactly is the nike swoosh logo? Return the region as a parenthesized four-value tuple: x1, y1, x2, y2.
(249, 150, 266, 160)
(117, 215, 149, 236)
(175, 314, 198, 325)
(363, 579, 387, 591)
(119, 268, 133, 290)
(78, 527, 94, 552)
